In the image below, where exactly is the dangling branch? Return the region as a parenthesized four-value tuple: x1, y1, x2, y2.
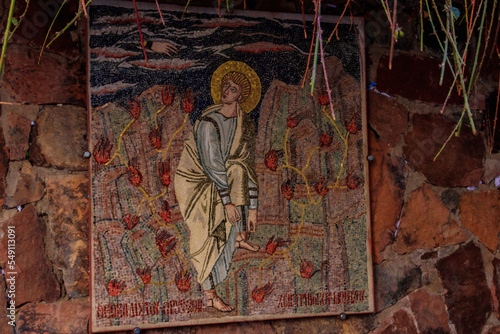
(0, 0, 17, 77)
(155, 0, 166, 27)
(317, 0, 336, 120)
(133, 0, 148, 64)
(325, 0, 351, 45)
(8, 0, 31, 43)
(81, 0, 88, 18)
(46, 0, 93, 49)
(39, 0, 67, 63)
(301, 3, 318, 88)
(388, 0, 398, 70)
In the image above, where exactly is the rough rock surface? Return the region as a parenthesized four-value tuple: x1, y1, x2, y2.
(368, 91, 409, 147)
(394, 184, 465, 254)
(377, 53, 463, 105)
(482, 156, 500, 184)
(0, 205, 60, 304)
(3, 112, 31, 160)
(45, 173, 89, 298)
(17, 300, 89, 334)
(409, 289, 451, 333)
(32, 105, 87, 170)
(459, 189, 500, 252)
(0, 275, 14, 334)
(493, 258, 500, 318)
(3, 45, 85, 105)
(371, 309, 418, 334)
(403, 113, 485, 187)
(0, 123, 8, 207)
(374, 255, 422, 311)
(369, 130, 407, 263)
(436, 242, 492, 334)
(4, 160, 44, 208)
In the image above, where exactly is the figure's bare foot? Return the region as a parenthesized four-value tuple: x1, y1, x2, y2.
(236, 238, 260, 252)
(205, 290, 234, 312)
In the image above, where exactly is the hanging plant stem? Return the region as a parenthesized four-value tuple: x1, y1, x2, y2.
(429, 0, 476, 133)
(420, 0, 424, 51)
(450, 19, 475, 134)
(325, 0, 351, 45)
(181, 0, 192, 20)
(380, 0, 394, 29)
(155, 0, 166, 27)
(81, 0, 88, 18)
(300, 0, 307, 38)
(317, 1, 336, 120)
(388, 0, 398, 70)
(310, 15, 320, 95)
(0, 0, 16, 77)
(440, 72, 459, 113)
(490, 70, 500, 153)
(46, 0, 92, 49)
(39, 0, 67, 63)
(423, 0, 457, 74)
(8, 0, 30, 42)
(488, 12, 499, 59)
(301, 4, 318, 88)
(133, 0, 148, 64)
(466, 0, 489, 94)
(433, 112, 465, 160)
(439, 9, 450, 86)
(475, 0, 498, 88)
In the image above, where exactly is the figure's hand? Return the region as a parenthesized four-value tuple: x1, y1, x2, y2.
(151, 41, 179, 56)
(248, 209, 257, 232)
(224, 204, 240, 225)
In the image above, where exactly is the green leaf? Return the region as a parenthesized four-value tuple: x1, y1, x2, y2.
(11, 18, 18, 26)
(395, 28, 404, 39)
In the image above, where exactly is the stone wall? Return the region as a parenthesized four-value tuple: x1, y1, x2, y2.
(0, 1, 499, 333)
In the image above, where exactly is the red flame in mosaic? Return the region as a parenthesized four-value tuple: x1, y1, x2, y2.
(346, 172, 363, 189)
(159, 161, 171, 187)
(136, 267, 151, 285)
(320, 132, 333, 148)
(346, 112, 360, 134)
(127, 157, 143, 187)
(129, 98, 141, 120)
(314, 177, 329, 196)
(286, 115, 299, 128)
(281, 179, 294, 201)
(149, 127, 162, 149)
(300, 259, 318, 279)
(175, 272, 192, 292)
(181, 89, 194, 114)
(93, 137, 113, 164)
(156, 230, 177, 257)
(106, 279, 126, 297)
(264, 149, 282, 172)
(252, 282, 273, 303)
(159, 200, 172, 225)
(265, 235, 287, 255)
(122, 214, 140, 230)
(317, 90, 330, 106)
(162, 85, 176, 107)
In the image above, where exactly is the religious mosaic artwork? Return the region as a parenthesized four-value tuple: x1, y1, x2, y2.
(89, 1, 373, 332)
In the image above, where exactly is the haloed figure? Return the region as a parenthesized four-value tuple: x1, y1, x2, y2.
(175, 61, 262, 312)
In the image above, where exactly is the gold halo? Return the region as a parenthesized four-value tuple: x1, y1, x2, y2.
(211, 61, 262, 113)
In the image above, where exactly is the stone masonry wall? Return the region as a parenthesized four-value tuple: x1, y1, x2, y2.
(0, 0, 499, 333)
